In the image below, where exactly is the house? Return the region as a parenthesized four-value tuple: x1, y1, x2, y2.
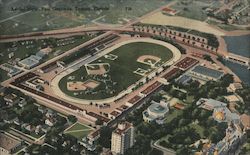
(24, 124, 32, 132)
(224, 95, 242, 103)
(3, 116, 17, 124)
(35, 125, 42, 135)
(62, 141, 70, 147)
(80, 129, 100, 151)
(38, 106, 47, 114)
(41, 125, 50, 133)
(227, 83, 243, 92)
(174, 103, 185, 110)
(18, 97, 27, 108)
(13, 118, 21, 126)
(45, 118, 56, 127)
(51, 136, 59, 143)
(4, 94, 19, 106)
(240, 114, 250, 130)
(46, 109, 56, 118)
(71, 144, 79, 152)
(40, 47, 52, 55)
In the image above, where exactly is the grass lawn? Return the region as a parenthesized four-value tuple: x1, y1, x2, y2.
(66, 123, 91, 131)
(165, 108, 183, 123)
(64, 122, 93, 140)
(186, 95, 195, 104)
(172, 1, 210, 21)
(59, 42, 173, 100)
(67, 130, 91, 140)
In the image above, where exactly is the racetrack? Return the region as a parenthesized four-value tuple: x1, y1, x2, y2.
(50, 37, 181, 104)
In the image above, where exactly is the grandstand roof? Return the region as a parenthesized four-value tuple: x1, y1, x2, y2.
(191, 65, 224, 79)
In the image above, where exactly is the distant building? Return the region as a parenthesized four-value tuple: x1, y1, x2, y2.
(240, 114, 250, 130)
(197, 98, 245, 155)
(189, 65, 224, 81)
(212, 106, 240, 123)
(25, 77, 45, 91)
(227, 83, 243, 92)
(143, 100, 169, 124)
(18, 53, 45, 69)
(197, 98, 240, 123)
(111, 122, 134, 155)
(0, 132, 22, 155)
(18, 97, 27, 108)
(3, 94, 19, 106)
(196, 98, 227, 111)
(39, 47, 52, 55)
(81, 129, 100, 151)
(0, 63, 22, 77)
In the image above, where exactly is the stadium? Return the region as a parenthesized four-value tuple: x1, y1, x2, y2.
(51, 38, 181, 104)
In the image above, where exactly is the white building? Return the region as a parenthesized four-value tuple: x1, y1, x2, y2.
(143, 100, 169, 124)
(111, 122, 134, 155)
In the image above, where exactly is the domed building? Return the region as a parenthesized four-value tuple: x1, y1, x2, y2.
(143, 100, 169, 124)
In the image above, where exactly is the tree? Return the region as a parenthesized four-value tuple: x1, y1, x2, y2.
(67, 115, 77, 123)
(203, 54, 214, 63)
(98, 126, 112, 148)
(220, 74, 234, 87)
(95, 119, 103, 125)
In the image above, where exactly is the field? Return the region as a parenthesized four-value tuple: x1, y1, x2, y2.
(64, 122, 93, 140)
(59, 41, 174, 100)
(172, 0, 223, 20)
(0, 0, 171, 35)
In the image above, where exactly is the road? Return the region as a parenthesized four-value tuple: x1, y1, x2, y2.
(0, 11, 31, 24)
(151, 141, 176, 155)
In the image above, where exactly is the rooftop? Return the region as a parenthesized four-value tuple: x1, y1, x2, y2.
(19, 56, 40, 67)
(141, 81, 161, 95)
(0, 132, 22, 151)
(191, 65, 224, 79)
(175, 57, 199, 70)
(162, 67, 181, 80)
(196, 98, 227, 108)
(148, 101, 169, 114)
(240, 114, 250, 129)
(88, 129, 100, 139)
(4, 93, 18, 101)
(110, 111, 120, 117)
(113, 121, 133, 135)
(127, 95, 142, 104)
